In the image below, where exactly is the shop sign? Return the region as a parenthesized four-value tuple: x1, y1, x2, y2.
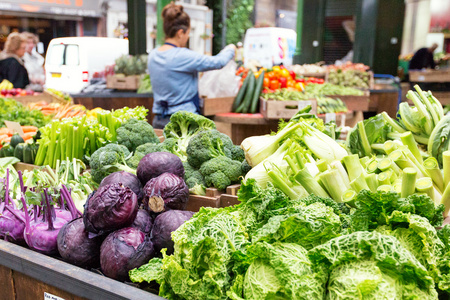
(0, 0, 101, 17)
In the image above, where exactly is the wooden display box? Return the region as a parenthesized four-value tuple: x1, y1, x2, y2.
(154, 129, 165, 142)
(260, 98, 317, 120)
(13, 91, 55, 106)
(13, 162, 50, 173)
(409, 69, 450, 83)
(327, 91, 370, 112)
(106, 75, 140, 90)
(186, 187, 222, 211)
(200, 96, 235, 116)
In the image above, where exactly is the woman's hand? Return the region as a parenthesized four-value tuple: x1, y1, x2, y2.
(225, 44, 237, 51)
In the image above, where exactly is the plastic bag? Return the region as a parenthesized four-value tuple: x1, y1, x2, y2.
(198, 60, 240, 98)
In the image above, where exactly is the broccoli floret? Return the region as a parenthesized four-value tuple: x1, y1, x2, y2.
(231, 145, 245, 162)
(89, 144, 135, 183)
(161, 137, 185, 160)
(127, 143, 168, 169)
(163, 111, 216, 160)
(183, 161, 206, 195)
(241, 159, 252, 175)
(199, 156, 242, 190)
(116, 118, 160, 152)
(186, 129, 234, 169)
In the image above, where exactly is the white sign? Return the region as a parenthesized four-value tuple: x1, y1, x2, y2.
(44, 292, 65, 300)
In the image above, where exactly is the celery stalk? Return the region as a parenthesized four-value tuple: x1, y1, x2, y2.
(285, 155, 300, 174)
(377, 172, 391, 186)
(359, 156, 370, 168)
(316, 159, 328, 172)
(400, 131, 423, 164)
(350, 175, 370, 192)
(377, 158, 401, 175)
(381, 112, 406, 133)
(377, 185, 393, 192)
(388, 149, 415, 170)
(330, 161, 350, 188)
(415, 177, 434, 201)
(401, 167, 417, 198)
(444, 151, 450, 188)
(402, 149, 427, 177)
(343, 154, 364, 181)
(357, 121, 372, 156)
(294, 168, 329, 198)
(415, 85, 440, 128)
(383, 140, 398, 154)
(371, 144, 386, 154)
(366, 159, 379, 174)
(365, 173, 378, 192)
(341, 189, 357, 207)
(319, 169, 348, 202)
(294, 150, 305, 169)
(424, 157, 444, 193)
(267, 169, 298, 200)
(406, 90, 433, 135)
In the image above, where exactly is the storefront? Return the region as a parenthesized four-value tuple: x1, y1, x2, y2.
(0, 0, 102, 53)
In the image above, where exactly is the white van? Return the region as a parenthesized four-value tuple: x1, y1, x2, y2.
(45, 37, 129, 94)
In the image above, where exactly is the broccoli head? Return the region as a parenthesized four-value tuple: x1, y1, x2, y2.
(183, 161, 206, 195)
(231, 145, 245, 162)
(89, 144, 135, 183)
(186, 129, 235, 169)
(161, 137, 186, 160)
(199, 156, 242, 190)
(241, 159, 252, 175)
(116, 118, 160, 152)
(163, 111, 216, 160)
(127, 143, 168, 169)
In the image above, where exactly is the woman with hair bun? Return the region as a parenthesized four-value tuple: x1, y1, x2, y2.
(149, 3, 236, 128)
(0, 32, 30, 89)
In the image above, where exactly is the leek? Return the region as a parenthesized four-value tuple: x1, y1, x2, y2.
(441, 182, 450, 217)
(377, 158, 401, 175)
(377, 172, 391, 186)
(388, 149, 415, 170)
(330, 161, 351, 187)
(400, 131, 423, 164)
(294, 168, 329, 198)
(393, 181, 402, 194)
(366, 159, 379, 174)
(383, 140, 398, 154)
(377, 185, 393, 192)
(341, 189, 357, 207)
(359, 156, 370, 168)
(319, 169, 348, 202)
(350, 175, 370, 192)
(401, 167, 417, 198)
(415, 177, 434, 201)
(423, 157, 444, 193)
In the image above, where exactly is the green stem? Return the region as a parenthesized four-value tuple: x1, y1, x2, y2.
(443, 151, 450, 188)
(384, 140, 398, 154)
(365, 173, 378, 192)
(400, 131, 423, 164)
(401, 167, 417, 198)
(415, 177, 434, 201)
(424, 157, 444, 193)
(341, 189, 357, 207)
(294, 168, 329, 198)
(357, 121, 372, 156)
(381, 112, 406, 133)
(349, 175, 370, 192)
(343, 154, 364, 181)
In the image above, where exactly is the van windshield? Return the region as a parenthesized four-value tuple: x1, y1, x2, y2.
(48, 44, 80, 66)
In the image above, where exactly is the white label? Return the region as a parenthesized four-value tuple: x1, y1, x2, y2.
(340, 112, 346, 127)
(325, 113, 336, 123)
(312, 40, 319, 47)
(44, 292, 65, 300)
(4, 121, 24, 136)
(298, 101, 311, 111)
(418, 75, 425, 82)
(390, 37, 398, 44)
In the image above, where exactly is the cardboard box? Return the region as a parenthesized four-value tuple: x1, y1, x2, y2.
(106, 75, 140, 90)
(260, 98, 317, 119)
(200, 96, 235, 116)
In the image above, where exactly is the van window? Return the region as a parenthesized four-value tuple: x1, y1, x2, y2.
(47, 44, 79, 66)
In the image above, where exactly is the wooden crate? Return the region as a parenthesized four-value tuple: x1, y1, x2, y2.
(154, 129, 165, 142)
(106, 75, 140, 90)
(13, 162, 50, 173)
(219, 184, 241, 208)
(200, 96, 235, 116)
(409, 69, 450, 82)
(260, 98, 317, 120)
(327, 91, 370, 112)
(13, 91, 55, 105)
(186, 187, 222, 212)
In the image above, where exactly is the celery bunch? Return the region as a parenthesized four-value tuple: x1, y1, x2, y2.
(96, 106, 148, 141)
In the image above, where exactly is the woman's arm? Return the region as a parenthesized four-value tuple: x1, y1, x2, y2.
(175, 47, 235, 73)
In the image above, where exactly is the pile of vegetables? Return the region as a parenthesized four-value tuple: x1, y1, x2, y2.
(114, 54, 148, 76)
(231, 69, 265, 113)
(0, 97, 52, 128)
(327, 69, 372, 89)
(304, 82, 365, 96)
(317, 97, 348, 114)
(27, 102, 87, 119)
(291, 63, 327, 76)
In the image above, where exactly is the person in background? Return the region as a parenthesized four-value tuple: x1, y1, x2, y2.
(21, 32, 45, 89)
(409, 43, 438, 70)
(0, 32, 29, 89)
(235, 41, 244, 67)
(148, 3, 235, 129)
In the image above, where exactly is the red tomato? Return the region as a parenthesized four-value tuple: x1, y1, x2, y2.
(269, 80, 280, 90)
(279, 77, 287, 88)
(263, 77, 270, 88)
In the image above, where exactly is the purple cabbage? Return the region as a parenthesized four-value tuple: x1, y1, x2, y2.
(151, 210, 194, 255)
(99, 171, 144, 201)
(136, 152, 184, 185)
(57, 218, 103, 268)
(100, 227, 154, 281)
(143, 173, 189, 213)
(83, 183, 138, 235)
(131, 209, 153, 235)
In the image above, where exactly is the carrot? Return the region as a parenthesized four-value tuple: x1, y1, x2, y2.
(2, 137, 11, 143)
(0, 134, 9, 142)
(21, 126, 38, 133)
(0, 128, 11, 135)
(22, 132, 36, 140)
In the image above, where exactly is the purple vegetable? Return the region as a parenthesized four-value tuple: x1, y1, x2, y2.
(99, 171, 143, 201)
(0, 170, 26, 244)
(143, 173, 189, 213)
(57, 218, 103, 268)
(137, 152, 184, 185)
(131, 209, 153, 235)
(21, 190, 67, 255)
(100, 227, 154, 281)
(83, 183, 138, 235)
(151, 210, 194, 255)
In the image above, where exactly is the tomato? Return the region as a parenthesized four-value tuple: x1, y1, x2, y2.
(317, 78, 325, 84)
(289, 70, 296, 80)
(266, 71, 275, 80)
(279, 77, 287, 88)
(269, 80, 280, 90)
(263, 77, 270, 88)
(280, 69, 290, 78)
(296, 78, 305, 83)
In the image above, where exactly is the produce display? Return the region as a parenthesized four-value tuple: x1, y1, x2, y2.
(28, 102, 87, 119)
(327, 69, 372, 89)
(317, 97, 348, 114)
(45, 88, 73, 103)
(0, 97, 52, 127)
(291, 63, 327, 76)
(114, 54, 148, 76)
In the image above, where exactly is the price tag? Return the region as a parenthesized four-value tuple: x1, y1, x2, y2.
(4, 121, 24, 136)
(297, 101, 311, 111)
(44, 292, 65, 300)
(418, 75, 425, 82)
(325, 113, 336, 123)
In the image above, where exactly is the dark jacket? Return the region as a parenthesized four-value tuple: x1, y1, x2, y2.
(409, 48, 435, 70)
(0, 57, 30, 89)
